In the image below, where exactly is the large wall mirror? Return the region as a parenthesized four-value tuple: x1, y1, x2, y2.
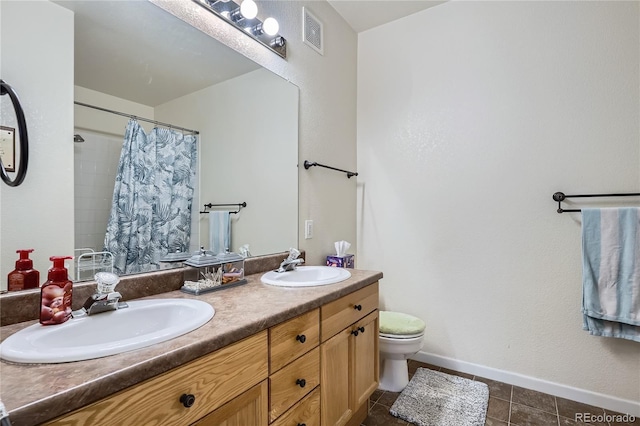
(3, 0, 298, 286)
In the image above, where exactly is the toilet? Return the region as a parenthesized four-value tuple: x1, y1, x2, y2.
(378, 311, 426, 392)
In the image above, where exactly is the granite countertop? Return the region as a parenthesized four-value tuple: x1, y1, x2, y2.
(0, 269, 382, 426)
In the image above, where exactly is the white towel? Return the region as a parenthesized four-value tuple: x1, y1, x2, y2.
(582, 207, 640, 342)
(209, 211, 230, 255)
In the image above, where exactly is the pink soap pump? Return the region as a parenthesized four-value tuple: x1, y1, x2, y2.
(39, 256, 73, 326)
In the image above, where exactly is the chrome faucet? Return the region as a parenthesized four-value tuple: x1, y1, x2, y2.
(76, 291, 128, 316)
(276, 248, 305, 273)
(73, 272, 128, 317)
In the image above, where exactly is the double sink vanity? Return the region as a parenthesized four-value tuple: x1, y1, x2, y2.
(0, 254, 382, 426)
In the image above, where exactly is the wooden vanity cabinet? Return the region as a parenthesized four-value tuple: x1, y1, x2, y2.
(45, 282, 379, 426)
(268, 309, 321, 426)
(46, 332, 269, 426)
(320, 283, 379, 426)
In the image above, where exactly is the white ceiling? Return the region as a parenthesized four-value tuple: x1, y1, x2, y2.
(54, 0, 446, 106)
(327, 0, 446, 33)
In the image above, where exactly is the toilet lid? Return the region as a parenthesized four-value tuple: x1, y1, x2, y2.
(379, 311, 426, 336)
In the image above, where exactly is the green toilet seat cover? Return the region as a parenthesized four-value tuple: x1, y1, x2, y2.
(379, 311, 426, 336)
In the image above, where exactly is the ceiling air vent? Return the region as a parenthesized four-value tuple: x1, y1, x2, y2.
(303, 7, 324, 55)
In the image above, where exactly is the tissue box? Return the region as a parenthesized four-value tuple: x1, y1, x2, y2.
(326, 254, 354, 269)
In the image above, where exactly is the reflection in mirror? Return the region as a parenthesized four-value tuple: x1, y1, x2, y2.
(3, 0, 298, 285)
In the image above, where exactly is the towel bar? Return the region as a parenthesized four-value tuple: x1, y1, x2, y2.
(553, 191, 640, 213)
(303, 160, 358, 178)
(200, 202, 246, 214)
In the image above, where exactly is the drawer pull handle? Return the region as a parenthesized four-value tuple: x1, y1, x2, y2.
(296, 378, 307, 388)
(354, 304, 362, 311)
(351, 327, 365, 337)
(297, 424, 307, 426)
(180, 393, 196, 408)
(296, 334, 307, 343)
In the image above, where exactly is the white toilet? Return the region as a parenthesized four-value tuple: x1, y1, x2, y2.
(378, 311, 426, 392)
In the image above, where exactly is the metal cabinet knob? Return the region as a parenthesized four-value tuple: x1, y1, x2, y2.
(354, 304, 362, 311)
(296, 334, 306, 343)
(180, 393, 196, 408)
(296, 378, 306, 388)
(351, 326, 365, 337)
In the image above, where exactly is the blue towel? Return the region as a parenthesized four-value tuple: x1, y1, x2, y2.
(209, 211, 230, 255)
(581, 208, 640, 342)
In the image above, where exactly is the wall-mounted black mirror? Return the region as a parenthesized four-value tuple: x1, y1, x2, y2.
(0, 79, 29, 187)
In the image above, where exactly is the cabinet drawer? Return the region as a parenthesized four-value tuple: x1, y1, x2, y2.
(269, 347, 320, 422)
(271, 387, 320, 426)
(321, 283, 379, 342)
(47, 331, 268, 426)
(192, 380, 268, 426)
(270, 308, 319, 373)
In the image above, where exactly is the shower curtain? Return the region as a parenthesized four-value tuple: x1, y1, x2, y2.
(104, 119, 198, 274)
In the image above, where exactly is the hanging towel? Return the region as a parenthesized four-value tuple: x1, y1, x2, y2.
(209, 211, 231, 255)
(581, 208, 640, 342)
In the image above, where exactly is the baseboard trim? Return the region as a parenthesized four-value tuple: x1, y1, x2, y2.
(411, 351, 640, 417)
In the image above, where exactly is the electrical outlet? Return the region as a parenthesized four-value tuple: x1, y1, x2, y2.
(305, 220, 314, 239)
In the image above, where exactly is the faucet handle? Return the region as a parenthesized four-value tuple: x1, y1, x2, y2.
(95, 272, 120, 294)
(286, 248, 301, 261)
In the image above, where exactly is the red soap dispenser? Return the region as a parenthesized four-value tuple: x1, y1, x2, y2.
(7, 249, 40, 291)
(40, 256, 73, 326)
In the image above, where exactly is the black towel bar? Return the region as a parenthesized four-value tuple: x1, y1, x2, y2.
(200, 202, 246, 214)
(303, 160, 358, 178)
(553, 191, 640, 213)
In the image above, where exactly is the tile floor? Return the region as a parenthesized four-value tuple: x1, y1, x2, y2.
(362, 360, 639, 426)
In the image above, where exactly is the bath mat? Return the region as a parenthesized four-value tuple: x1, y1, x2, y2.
(389, 368, 489, 426)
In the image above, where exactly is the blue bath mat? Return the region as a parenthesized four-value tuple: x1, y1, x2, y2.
(389, 367, 489, 426)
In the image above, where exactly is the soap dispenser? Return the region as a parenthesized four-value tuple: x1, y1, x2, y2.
(7, 249, 40, 291)
(40, 256, 73, 326)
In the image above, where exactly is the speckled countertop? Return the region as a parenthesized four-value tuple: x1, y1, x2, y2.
(0, 268, 382, 426)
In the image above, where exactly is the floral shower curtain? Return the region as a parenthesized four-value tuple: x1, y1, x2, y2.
(104, 119, 198, 274)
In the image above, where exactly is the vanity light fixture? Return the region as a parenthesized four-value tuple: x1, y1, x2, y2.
(195, 0, 286, 58)
(248, 17, 279, 36)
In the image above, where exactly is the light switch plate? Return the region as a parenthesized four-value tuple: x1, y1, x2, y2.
(305, 220, 313, 239)
(0, 126, 15, 172)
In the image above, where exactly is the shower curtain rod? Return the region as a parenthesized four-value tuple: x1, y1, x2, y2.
(74, 101, 200, 135)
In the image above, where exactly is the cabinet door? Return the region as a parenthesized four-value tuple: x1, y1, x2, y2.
(192, 380, 268, 426)
(351, 311, 379, 410)
(320, 328, 352, 426)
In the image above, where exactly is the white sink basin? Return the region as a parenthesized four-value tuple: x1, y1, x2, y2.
(261, 266, 351, 287)
(0, 299, 214, 364)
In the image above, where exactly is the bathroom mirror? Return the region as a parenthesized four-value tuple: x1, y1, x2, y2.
(2, 0, 298, 287)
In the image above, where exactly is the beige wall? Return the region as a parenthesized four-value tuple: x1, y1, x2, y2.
(74, 86, 155, 136)
(0, 1, 74, 283)
(357, 0, 639, 414)
(155, 69, 299, 255)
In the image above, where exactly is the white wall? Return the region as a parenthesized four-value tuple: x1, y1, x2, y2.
(358, 0, 640, 413)
(74, 86, 155, 136)
(0, 1, 74, 285)
(73, 130, 122, 253)
(152, 0, 358, 266)
(155, 69, 299, 255)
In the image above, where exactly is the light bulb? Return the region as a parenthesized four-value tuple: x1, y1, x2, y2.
(262, 17, 279, 36)
(240, 0, 257, 19)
